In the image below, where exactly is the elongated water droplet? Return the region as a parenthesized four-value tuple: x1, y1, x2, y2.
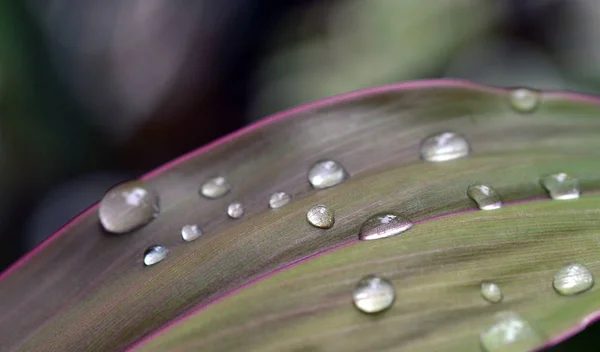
(358, 212, 413, 241)
(420, 132, 470, 162)
(353, 275, 395, 314)
(467, 185, 503, 210)
(143, 245, 169, 266)
(539, 173, 580, 200)
(553, 263, 594, 296)
(200, 176, 231, 199)
(481, 282, 503, 303)
(308, 160, 348, 189)
(98, 181, 159, 234)
(306, 205, 334, 229)
(181, 224, 202, 242)
(269, 192, 291, 209)
(509, 88, 540, 113)
(227, 202, 244, 219)
(480, 312, 543, 352)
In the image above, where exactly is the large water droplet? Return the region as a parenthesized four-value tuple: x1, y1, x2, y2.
(509, 88, 540, 113)
(181, 224, 202, 242)
(269, 192, 291, 209)
(308, 160, 348, 189)
(467, 185, 503, 210)
(358, 212, 413, 241)
(143, 245, 169, 266)
(553, 263, 594, 296)
(306, 205, 334, 229)
(539, 173, 580, 200)
(481, 282, 503, 303)
(480, 312, 543, 352)
(420, 132, 470, 162)
(353, 275, 395, 314)
(227, 202, 244, 219)
(98, 181, 159, 234)
(200, 176, 231, 199)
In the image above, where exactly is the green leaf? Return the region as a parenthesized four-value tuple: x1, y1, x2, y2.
(134, 195, 600, 352)
(1, 80, 600, 351)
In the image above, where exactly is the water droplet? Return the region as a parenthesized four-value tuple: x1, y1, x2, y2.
(480, 312, 543, 352)
(181, 224, 202, 242)
(269, 192, 291, 209)
(227, 202, 244, 219)
(420, 132, 470, 162)
(467, 185, 503, 210)
(553, 263, 594, 296)
(358, 212, 413, 241)
(509, 88, 540, 113)
(308, 160, 348, 189)
(481, 282, 503, 303)
(539, 173, 580, 200)
(200, 176, 231, 199)
(98, 181, 159, 234)
(306, 205, 334, 229)
(353, 275, 395, 314)
(143, 245, 169, 266)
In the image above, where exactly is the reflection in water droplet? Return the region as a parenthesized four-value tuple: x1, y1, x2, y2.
(353, 275, 395, 314)
(553, 263, 594, 296)
(227, 202, 244, 219)
(98, 181, 159, 234)
(480, 312, 543, 352)
(200, 176, 231, 199)
(181, 224, 202, 242)
(306, 205, 334, 229)
(481, 282, 503, 303)
(420, 132, 470, 162)
(358, 212, 413, 241)
(467, 185, 503, 210)
(509, 88, 540, 113)
(308, 160, 348, 189)
(269, 192, 291, 209)
(143, 245, 169, 266)
(539, 173, 580, 200)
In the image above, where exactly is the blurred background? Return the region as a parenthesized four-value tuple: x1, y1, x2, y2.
(0, 0, 598, 349)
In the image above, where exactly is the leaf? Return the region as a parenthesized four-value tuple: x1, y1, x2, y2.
(1, 80, 600, 351)
(132, 195, 600, 352)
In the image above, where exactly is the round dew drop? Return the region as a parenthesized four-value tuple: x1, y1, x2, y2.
(306, 205, 335, 229)
(181, 224, 202, 242)
(420, 132, 470, 162)
(308, 160, 348, 189)
(143, 245, 169, 266)
(98, 180, 159, 234)
(352, 275, 396, 314)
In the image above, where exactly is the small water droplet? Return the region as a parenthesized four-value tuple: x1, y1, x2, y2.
(481, 282, 503, 303)
(98, 181, 159, 234)
(308, 160, 348, 189)
(553, 263, 594, 296)
(353, 275, 395, 314)
(420, 132, 470, 162)
(181, 224, 202, 242)
(269, 192, 292, 209)
(509, 88, 540, 113)
(143, 245, 169, 266)
(539, 173, 580, 200)
(306, 205, 334, 229)
(200, 176, 231, 199)
(467, 185, 503, 210)
(358, 212, 413, 241)
(227, 202, 244, 219)
(480, 312, 543, 352)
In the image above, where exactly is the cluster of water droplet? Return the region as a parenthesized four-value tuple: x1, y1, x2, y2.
(96, 87, 595, 351)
